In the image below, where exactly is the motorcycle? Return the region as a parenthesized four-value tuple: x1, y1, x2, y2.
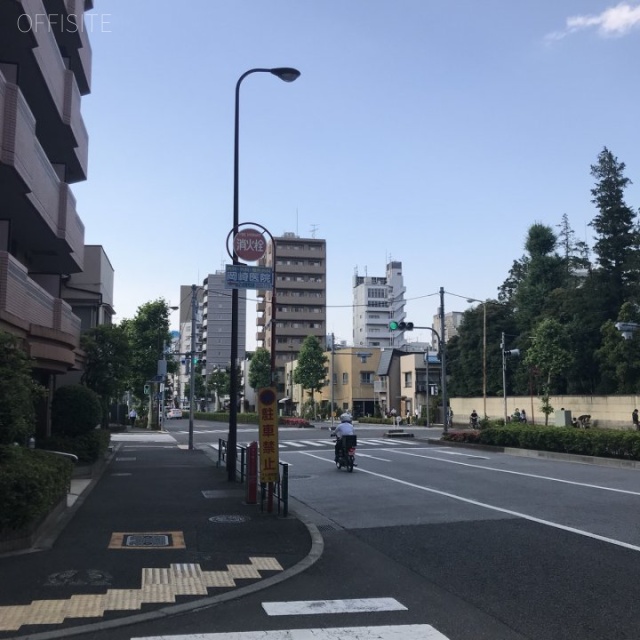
(335, 435, 357, 472)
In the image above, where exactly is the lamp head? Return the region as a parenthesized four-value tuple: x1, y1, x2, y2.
(270, 67, 301, 83)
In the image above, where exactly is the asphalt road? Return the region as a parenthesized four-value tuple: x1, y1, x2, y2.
(69, 420, 640, 639)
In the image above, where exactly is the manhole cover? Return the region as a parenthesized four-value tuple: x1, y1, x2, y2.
(124, 534, 171, 547)
(208, 515, 249, 524)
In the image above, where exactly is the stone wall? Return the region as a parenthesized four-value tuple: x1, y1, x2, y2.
(451, 395, 640, 430)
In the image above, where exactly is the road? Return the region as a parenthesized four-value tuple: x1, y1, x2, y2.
(80, 419, 640, 639)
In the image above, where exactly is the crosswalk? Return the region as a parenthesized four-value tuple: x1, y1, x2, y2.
(132, 597, 450, 639)
(206, 438, 420, 451)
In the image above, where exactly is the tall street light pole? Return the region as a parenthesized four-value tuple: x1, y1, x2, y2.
(467, 298, 487, 419)
(228, 67, 301, 482)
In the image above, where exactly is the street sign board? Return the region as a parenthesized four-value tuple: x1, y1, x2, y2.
(225, 264, 273, 289)
(257, 387, 279, 483)
(234, 228, 267, 262)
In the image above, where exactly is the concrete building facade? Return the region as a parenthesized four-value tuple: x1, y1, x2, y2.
(0, 1, 95, 437)
(257, 232, 326, 395)
(353, 261, 407, 348)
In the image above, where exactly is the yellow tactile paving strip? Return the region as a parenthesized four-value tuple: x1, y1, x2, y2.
(0, 557, 283, 632)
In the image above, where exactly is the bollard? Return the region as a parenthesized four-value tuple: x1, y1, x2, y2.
(246, 442, 258, 504)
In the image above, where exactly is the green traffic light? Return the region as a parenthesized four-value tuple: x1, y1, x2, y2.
(389, 321, 399, 330)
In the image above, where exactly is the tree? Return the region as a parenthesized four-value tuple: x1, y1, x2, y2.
(206, 368, 230, 411)
(184, 374, 206, 407)
(81, 324, 131, 427)
(595, 302, 640, 393)
(293, 335, 328, 415)
(524, 318, 573, 425)
(248, 348, 272, 390)
(0, 331, 45, 445)
(589, 147, 639, 311)
(125, 300, 175, 426)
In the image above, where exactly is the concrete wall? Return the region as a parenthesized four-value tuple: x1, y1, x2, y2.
(451, 395, 640, 430)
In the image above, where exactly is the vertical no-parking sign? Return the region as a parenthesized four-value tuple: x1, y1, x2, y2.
(257, 387, 279, 483)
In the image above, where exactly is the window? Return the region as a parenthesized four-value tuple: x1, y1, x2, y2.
(404, 372, 413, 388)
(360, 372, 373, 384)
(342, 372, 349, 385)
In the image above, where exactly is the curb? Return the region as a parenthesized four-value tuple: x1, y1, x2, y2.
(8, 511, 324, 640)
(424, 438, 640, 470)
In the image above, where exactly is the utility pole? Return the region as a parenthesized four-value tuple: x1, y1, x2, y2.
(501, 331, 507, 424)
(188, 284, 197, 450)
(439, 287, 449, 433)
(330, 332, 335, 430)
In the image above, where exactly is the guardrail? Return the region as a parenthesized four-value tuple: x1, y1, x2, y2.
(216, 438, 247, 483)
(217, 438, 289, 515)
(260, 462, 289, 517)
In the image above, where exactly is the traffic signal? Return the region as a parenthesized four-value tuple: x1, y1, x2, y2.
(143, 384, 150, 395)
(389, 321, 414, 331)
(504, 349, 520, 357)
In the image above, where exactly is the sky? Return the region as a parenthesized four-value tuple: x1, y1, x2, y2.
(72, 1, 640, 347)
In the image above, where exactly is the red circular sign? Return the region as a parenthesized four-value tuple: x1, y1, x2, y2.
(233, 228, 267, 262)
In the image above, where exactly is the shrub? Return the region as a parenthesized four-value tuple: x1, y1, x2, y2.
(0, 331, 46, 446)
(51, 384, 102, 437)
(0, 445, 73, 531)
(279, 417, 312, 428)
(39, 429, 111, 464)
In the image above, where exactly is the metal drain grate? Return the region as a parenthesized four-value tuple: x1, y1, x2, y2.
(124, 534, 171, 547)
(316, 524, 338, 533)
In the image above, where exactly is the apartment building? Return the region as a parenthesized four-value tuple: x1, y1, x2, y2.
(0, 2, 94, 437)
(201, 271, 246, 372)
(432, 308, 464, 348)
(257, 232, 326, 396)
(353, 261, 407, 348)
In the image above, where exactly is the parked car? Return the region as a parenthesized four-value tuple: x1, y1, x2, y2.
(165, 408, 183, 420)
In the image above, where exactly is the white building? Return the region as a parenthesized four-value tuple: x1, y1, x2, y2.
(353, 261, 407, 348)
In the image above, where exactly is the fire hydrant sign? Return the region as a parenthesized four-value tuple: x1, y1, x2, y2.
(257, 387, 279, 483)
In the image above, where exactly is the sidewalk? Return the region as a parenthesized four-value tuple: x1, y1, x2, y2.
(0, 431, 320, 640)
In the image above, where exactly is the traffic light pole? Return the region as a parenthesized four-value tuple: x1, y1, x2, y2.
(189, 284, 197, 451)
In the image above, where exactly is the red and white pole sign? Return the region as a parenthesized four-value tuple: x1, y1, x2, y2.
(234, 228, 267, 262)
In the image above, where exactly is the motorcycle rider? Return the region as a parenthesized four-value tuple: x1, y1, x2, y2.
(470, 409, 479, 428)
(334, 412, 355, 462)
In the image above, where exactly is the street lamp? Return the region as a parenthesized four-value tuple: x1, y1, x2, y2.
(228, 67, 300, 482)
(467, 298, 487, 418)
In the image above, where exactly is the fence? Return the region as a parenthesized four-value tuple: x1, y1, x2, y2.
(217, 438, 289, 515)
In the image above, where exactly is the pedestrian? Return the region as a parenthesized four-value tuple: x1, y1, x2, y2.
(633, 408, 639, 431)
(128, 408, 137, 428)
(520, 408, 527, 424)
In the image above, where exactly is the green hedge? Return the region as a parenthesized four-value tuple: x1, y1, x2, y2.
(441, 425, 640, 461)
(0, 446, 73, 531)
(39, 429, 111, 464)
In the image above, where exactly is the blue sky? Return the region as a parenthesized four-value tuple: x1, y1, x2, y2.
(73, 1, 640, 346)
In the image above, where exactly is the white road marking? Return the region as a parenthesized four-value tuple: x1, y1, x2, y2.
(302, 452, 640, 552)
(394, 450, 640, 496)
(132, 625, 448, 639)
(357, 453, 392, 462)
(263, 597, 407, 616)
(436, 450, 489, 459)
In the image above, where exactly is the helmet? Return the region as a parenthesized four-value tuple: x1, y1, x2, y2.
(340, 413, 352, 423)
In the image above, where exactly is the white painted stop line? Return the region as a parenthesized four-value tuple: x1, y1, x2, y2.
(262, 597, 407, 616)
(133, 624, 448, 639)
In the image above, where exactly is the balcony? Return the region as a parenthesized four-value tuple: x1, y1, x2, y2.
(44, 0, 93, 95)
(0, 251, 80, 370)
(0, 76, 85, 273)
(0, 2, 89, 182)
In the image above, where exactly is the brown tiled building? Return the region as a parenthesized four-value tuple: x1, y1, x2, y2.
(0, 2, 96, 437)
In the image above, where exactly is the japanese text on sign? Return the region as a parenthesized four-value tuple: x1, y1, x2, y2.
(225, 265, 274, 290)
(257, 387, 279, 483)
